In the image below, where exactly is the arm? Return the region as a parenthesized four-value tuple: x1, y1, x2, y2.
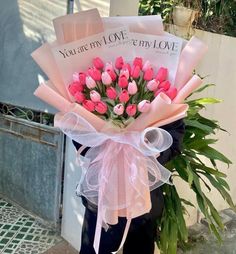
(157, 119, 185, 166)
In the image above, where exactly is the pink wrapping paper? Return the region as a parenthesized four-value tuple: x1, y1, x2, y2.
(102, 15, 164, 35)
(31, 43, 70, 101)
(174, 75, 203, 103)
(53, 8, 103, 44)
(175, 36, 208, 89)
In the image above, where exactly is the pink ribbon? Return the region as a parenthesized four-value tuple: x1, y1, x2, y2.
(55, 112, 173, 253)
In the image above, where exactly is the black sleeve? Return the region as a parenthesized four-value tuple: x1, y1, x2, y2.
(157, 119, 185, 165)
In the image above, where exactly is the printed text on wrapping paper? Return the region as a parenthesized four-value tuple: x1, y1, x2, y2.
(58, 29, 128, 59)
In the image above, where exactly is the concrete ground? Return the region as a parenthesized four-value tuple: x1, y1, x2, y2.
(178, 208, 236, 254)
(43, 241, 79, 254)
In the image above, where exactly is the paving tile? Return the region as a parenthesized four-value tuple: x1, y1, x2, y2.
(0, 197, 62, 254)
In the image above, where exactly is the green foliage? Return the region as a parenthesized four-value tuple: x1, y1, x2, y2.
(139, 0, 175, 23)
(156, 84, 235, 253)
(139, 0, 236, 37)
(197, 0, 236, 37)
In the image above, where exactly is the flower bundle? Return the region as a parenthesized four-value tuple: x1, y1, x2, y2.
(31, 8, 208, 254)
(68, 56, 178, 127)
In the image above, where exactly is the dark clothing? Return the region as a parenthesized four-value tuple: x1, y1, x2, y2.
(73, 119, 185, 254)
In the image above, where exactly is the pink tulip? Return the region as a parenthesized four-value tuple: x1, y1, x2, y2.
(106, 87, 117, 100)
(119, 90, 130, 103)
(101, 71, 112, 85)
(95, 101, 108, 114)
(142, 60, 151, 72)
(87, 68, 101, 81)
(131, 65, 141, 79)
(73, 72, 80, 82)
(133, 57, 143, 69)
(79, 72, 86, 85)
(120, 68, 129, 79)
(105, 62, 114, 72)
(165, 87, 178, 100)
(128, 80, 138, 95)
(107, 69, 117, 81)
(86, 76, 96, 89)
(115, 56, 124, 69)
(126, 104, 137, 116)
(158, 80, 171, 91)
(144, 67, 154, 81)
(118, 75, 128, 88)
(146, 79, 158, 91)
(73, 72, 86, 85)
(68, 81, 84, 96)
(113, 104, 124, 115)
(155, 67, 168, 83)
(82, 100, 95, 112)
(138, 100, 151, 113)
(90, 90, 101, 102)
(74, 91, 86, 103)
(122, 63, 131, 75)
(154, 88, 165, 97)
(93, 57, 104, 69)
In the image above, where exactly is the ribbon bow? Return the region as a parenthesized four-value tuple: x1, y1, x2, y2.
(55, 111, 173, 254)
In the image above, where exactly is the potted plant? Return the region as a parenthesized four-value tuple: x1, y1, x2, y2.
(156, 83, 235, 253)
(172, 0, 201, 27)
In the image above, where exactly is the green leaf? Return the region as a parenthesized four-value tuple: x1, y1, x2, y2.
(185, 119, 214, 133)
(188, 97, 222, 105)
(198, 146, 232, 165)
(193, 83, 215, 94)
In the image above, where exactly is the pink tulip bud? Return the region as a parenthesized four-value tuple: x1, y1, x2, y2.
(165, 86, 178, 100)
(113, 104, 124, 115)
(68, 81, 84, 96)
(120, 68, 129, 79)
(119, 90, 130, 103)
(87, 68, 101, 81)
(131, 65, 141, 79)
(146, 79, 158, 91)
(90, 90, 101, 102)
(78, 72, 86, 85)
(101, 71, 112, 85)
(74, 92, 86, 103)
(118, 75, 128, 88)
(144, 67, 154, 81)
(138, 100, 151, 113)
(133, 57, 143, 69)
(105, 62, 114, 72)
(107, 69, 117, 81)
(95, 101, 108, 114)
(115, 56, 124, 69)
(128, 80, 138, 95)
(126, 104, 137, 116)
(106, 87, 117, 100)
(154, 88, 165, 97)
(158, 80, 171, 91)
(82, 100, 95, 112)
(86, 76, 96, 89)
(155, 67, 168, 83)
(142, 60, 152, 72)
(93, 57, 104, 70)
(122, 63, 131, 75)
(73, 72, 80, 82)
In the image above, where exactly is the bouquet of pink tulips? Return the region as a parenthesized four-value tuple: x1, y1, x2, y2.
(31, 8, 208, 254)
(68, 56, 178, 127)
